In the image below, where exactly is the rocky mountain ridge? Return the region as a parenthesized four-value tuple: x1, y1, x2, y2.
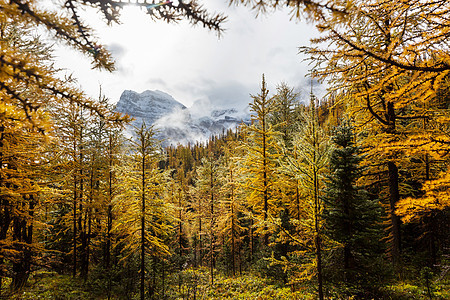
(115, 90, 249, 146)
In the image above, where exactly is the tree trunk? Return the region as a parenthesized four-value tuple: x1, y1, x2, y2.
(314, 188, 324, 300)
(312, 100, 324, 300)
(140, 153, 146, 300)
(106, 203, 112, 268)
(199, 216, 202, 267)
(296, 183, 300, 221)
(230, 167, 236, 277)
(162, 259, 165, 299)
(73, 138, 77, 278)
(105, 134, 114, 269)
(0, 199, 12, 295)
(388, 161, 401, 267)
(80, 230, 87, 280)
(429, 216, 437, 267)
(78, 124, 85, 279)
(11, 197, 35, 291)
(316, 234, 324, 300)
(250, 218, 254, 263)
(231, 204, 236, 277)
(0, 126, 8, 295)
(193, 234, 197, 268)
(343, 244, 351, 282)
(263, 118, 269, 246)
(85, 209, 92, 281)
(343, 192, 351, 282)
(210, 166, 214, 286)
(178, 189, 183, 272)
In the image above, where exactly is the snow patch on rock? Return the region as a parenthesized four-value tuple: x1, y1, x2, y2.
(115, 89, 249, 146)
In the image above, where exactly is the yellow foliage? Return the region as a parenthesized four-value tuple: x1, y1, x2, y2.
(396, 170, 450, 223)
(239, 75, 283, 238)
(113, 125, 173, 259)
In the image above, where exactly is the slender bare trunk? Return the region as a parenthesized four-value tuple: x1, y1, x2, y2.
(312, 99, 323, 300)
(140, 151, 146, 300)
(262, 115, 269, 246)
(210, 163, 214, 285)
(388, 161, 401, 267)
(73, 146, 77, 278)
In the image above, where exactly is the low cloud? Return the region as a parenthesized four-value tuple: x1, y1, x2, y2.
(189, 98, 214, 118)
(106, 43, 130, 75)
(170, 79, 252, 114)
(107, 43, 126, 57)
(203, 81, 253, 110)
(145, 78, 169, 90)
(153, 107, 190, 130)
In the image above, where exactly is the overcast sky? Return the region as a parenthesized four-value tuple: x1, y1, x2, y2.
(54, 1, 321, 111)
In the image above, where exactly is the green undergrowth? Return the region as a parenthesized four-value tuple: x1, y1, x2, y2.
(381, 281, 450, 300)
(5, 271, 92, 299)
(166, 267, 313, 299)
(4, 268, 449, 299)
(4, 268, 312, 300)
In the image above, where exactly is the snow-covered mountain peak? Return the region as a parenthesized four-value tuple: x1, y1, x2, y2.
(115, 89, 249, 146)
(116, 90, 186, 122)
(211, 108, 238, 119)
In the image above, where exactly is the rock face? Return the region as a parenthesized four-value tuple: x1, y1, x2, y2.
(115, 90, 186, 125)
(115, 90, 249, 146)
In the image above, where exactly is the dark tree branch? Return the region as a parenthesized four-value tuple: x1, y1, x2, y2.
(431, 137, 450, 145)
(396, 115, 429, 120)
(364, 84, 389, 126)
(330, 28, 450, 72)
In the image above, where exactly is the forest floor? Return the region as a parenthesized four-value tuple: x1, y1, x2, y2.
(2, 268, 449, 299)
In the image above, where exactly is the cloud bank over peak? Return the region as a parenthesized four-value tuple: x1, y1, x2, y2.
(115, 89, 250, 146)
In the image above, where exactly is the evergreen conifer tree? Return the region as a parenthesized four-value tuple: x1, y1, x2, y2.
(323, 119, 381, 286)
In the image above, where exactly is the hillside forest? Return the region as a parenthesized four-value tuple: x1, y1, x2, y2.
(1, 0, 450, 299)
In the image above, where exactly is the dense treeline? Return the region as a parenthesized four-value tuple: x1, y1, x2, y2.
(1, 0, 450, 299)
